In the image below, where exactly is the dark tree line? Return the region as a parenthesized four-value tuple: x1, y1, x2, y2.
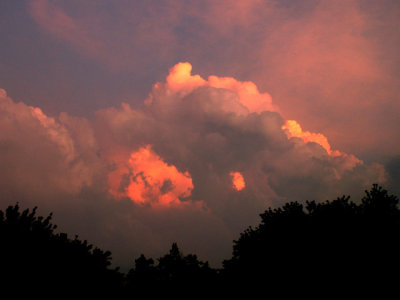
(222, 184, 400, 294)
(125, 242, 218, 296)
(0, 204, 123, 296)
(1, 184, 399, 296)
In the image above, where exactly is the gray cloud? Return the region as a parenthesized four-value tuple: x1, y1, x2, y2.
(0, 63, 388, 269)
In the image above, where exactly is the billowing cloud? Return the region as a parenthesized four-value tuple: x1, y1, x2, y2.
(97, 62, 386, 224)
(108, 145, 195, 208)
(0, 86, 230, 268)
(0, 88, 98, 200)
(163, 62, 276, 113)
(282, 120, 336, 155)
(27, 0, 400, 161)
(230, 172, 245, 191)
(0, 62, 388, 268)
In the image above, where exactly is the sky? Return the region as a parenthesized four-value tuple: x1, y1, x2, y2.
(1, 0, 400, 269)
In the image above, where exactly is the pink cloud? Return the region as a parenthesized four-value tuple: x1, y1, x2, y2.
(0, 88, 98, 198)
(29, 0, 180, 71)
(28, 0, 400, 160)
(9, 0, 400, 266)
(250, 1, 400, 158)
(97, 62, 385, 210)
(148, 62, 276, 114)
(0, 56, 389, 267)
(108, 145, 195, 208)
(230, 171, 245, 191)
(30, 0, 103, 61)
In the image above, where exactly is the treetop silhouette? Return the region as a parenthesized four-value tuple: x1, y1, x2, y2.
(1, 184, 399, 296)
(223, 184, 400, 293)
(0, 203, 122, 295)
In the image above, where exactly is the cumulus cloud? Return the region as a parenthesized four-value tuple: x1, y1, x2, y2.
(95, 62, 386, 229)
(0, 86, 231, 268)
(0, 63, 388, 268)
(0, 88, 98, 200)
(230, 172, 246, 191)
(28, 0, 400, 159)
(108, 145, 195, 208)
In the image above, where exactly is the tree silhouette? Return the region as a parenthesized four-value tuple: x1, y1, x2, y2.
(222, 184, 400, 294)
(0, 204, 123, 295)
(127, 242, 217, 296)
(125, 254, 156, 294)
(2, 184, 399, 296)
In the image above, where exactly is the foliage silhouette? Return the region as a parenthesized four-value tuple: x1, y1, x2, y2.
(1, 184, 400, 296)
(222, 184, 400, 293)
(126, 242, 218, 296)
(0, 204, 123, 295)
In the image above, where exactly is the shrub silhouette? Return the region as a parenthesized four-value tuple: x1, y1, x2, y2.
(0, 204, 123, 295)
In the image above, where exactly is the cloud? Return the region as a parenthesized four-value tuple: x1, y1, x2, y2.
(0, 86, 231, 268)
(0, 88, 97, 199)
(245, 0, 400, 159)
(29, 0, 180, 71)
(0, 62, 388, 268)
(230, 171, 245, 191)
(96, 62, 386, 224)
(29, 0, 102, 62)
(108, 145, 195, 208)
(28, 0, 400, 161)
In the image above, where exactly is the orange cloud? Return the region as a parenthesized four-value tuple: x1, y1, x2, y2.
(108, 145, 194, 208)
(166, 62, 206, 93)
(281, 119, 363, 178)
(282, 120, 336, 155)
(147, 62, 371, 180)
(28, 0, 400, 159)
(230, 171, 245, 191)
(151, 62, 276, 114)
(249, 0, 400, 158)
(208, 75, 276, 113)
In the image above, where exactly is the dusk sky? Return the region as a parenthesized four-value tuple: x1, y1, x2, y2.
(1, 0, 400, 269)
